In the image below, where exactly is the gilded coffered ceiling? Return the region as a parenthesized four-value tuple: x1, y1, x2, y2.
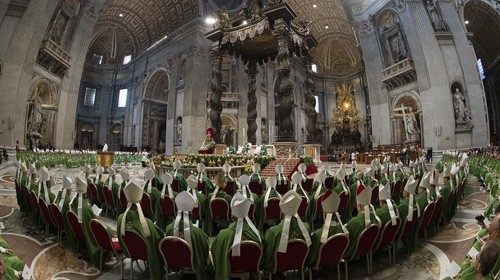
(88, 0, 199, 63)
(286, 0, 362, 76)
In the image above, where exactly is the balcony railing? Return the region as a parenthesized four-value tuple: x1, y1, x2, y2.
(381, 58, 417, 91)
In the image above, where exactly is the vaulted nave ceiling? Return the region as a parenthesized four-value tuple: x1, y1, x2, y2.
(87, 0, 362, 77)
(88, 0, 199, 63)
(287, 0, 362, 76)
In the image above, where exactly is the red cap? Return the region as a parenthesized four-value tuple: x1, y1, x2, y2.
(206, 127, 215, 137)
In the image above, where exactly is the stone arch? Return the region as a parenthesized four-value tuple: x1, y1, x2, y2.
(29, 79, 55, 107)
(80, 122, 95, 149)
(144, 68, 170, 101)
(391, 92, 422, 144)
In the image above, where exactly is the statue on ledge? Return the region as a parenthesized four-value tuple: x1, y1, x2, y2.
(199, 128, 216, 154)
(453, 88, 472, 126)
(27, 95, 43, 136)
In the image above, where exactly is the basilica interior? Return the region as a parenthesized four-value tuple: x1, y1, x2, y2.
(0, 0, 499, 279)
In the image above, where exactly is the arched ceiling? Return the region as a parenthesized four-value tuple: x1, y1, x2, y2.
(86, 0, 362, 76)
(88, 0, 199, 63)
(287, 0, 362, 76)
(464, 0, 500, 70)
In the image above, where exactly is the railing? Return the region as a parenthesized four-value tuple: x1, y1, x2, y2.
(41, 39, 71, 68)
(381, 58, 414, 82)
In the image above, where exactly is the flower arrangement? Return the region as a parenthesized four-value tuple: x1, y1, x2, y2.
(150, 153, 275, 169)
(17, 150, 142, 168)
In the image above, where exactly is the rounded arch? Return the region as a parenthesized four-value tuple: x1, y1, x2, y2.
(144, 68, 170, 101)
(80, 122, 94, 132)
(221, 114, 237, 128)
(111, 123, 122, 134)
(392, 91, 422, 115)
(29, 79, 55, 106)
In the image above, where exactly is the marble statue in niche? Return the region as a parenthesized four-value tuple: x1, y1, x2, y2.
(452, 88, 472, 125)
(405, 111, 420, 142)
(27, 95, 43, 135)
(425, 0, 448, 31)
(176, 116, 182, 142)
(388, 34, 407, 63)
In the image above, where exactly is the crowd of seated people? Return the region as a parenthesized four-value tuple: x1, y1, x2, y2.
(10, 149, 497, 279)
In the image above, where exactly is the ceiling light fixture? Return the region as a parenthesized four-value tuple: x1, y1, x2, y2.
(205, 16, 217, 25)
(313, 4, 317, 8)
(119, 13, 124, 17)
(465, 20, 469, 24)
(243, 20, 248, 25)
(325, 25, 329, 29)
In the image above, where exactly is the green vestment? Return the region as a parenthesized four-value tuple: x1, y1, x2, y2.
(165, 220, 210, 280)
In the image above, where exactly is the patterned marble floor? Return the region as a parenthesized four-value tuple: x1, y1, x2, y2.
(0, 160, 490, 280)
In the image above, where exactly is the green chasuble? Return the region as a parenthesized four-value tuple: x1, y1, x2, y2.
(165, 220, 210, 280)
(262, 217, 311, 273)
(117, 209, 165, 280)
(308, 181, 327, 225)
(211, 221, 262, 280)
(171, 171, 188, 192)
(344, 213, 365, 259)
(68, 196, 106, 267)
(143, 180, 161, 219)
(95, 178, 105, 205)
(57, 194, 79, 252)
(306, 224, 343, 267)
(17, 174, 29, 213)
(153, 192, 178, 230)
(197, 175, 215, 195)
(375, 204, 392, 227)
(112, 181, 125, 214)
(0, 237, 24, 280)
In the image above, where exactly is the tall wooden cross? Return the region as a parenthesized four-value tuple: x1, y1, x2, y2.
(393, 105, 413, 141)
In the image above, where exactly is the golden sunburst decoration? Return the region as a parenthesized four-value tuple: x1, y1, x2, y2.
(328, 83, 363, 132)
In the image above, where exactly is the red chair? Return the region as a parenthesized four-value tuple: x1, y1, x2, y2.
(159, 236, 194, 276)
(121, 229, 149, 280)
(140, 193, 154, 218)
(49, 204, 65, 244)
(88, 183, 100, 206)
(197, 181, 207, 195)
(302, 179, 314, 193)
(27, 190, 39, 221)
(347, 224, 380, 275)
(38, 197, 53, 239)
(391, 179, 403, 202)
(297, 197, 308, 219)
(263, 197, 282, 221)
(210, 198, 230, 221)
(375, 217, 401, 265)
(270, 239, 308, 279)
(158, 196, 176, 222)
(225, 181, 237, 196)
(228, 241, 262, 278)
(276, 181, 290, 195)
(338, 191, 350, 219)
(120, 190, 127, 211)
(324, 177, 334, 189)
(102, 187, 114, 216)
(314, 192, 329, 221)
(89, 219, 123, 273)
(399, 208, 419, 254)
(432, 196, 444, 230)
(66, 210, 86, 256)
(190, 206, 202, 221)
(420, 202, 436, 242)
(309, 233, 349, 280)
(370, 185, 379, 205)
(249, 181, 264, 196)
(171, 179, 181, 193)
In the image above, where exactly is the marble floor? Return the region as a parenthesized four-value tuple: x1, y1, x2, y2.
(0, 160, 489, 280)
